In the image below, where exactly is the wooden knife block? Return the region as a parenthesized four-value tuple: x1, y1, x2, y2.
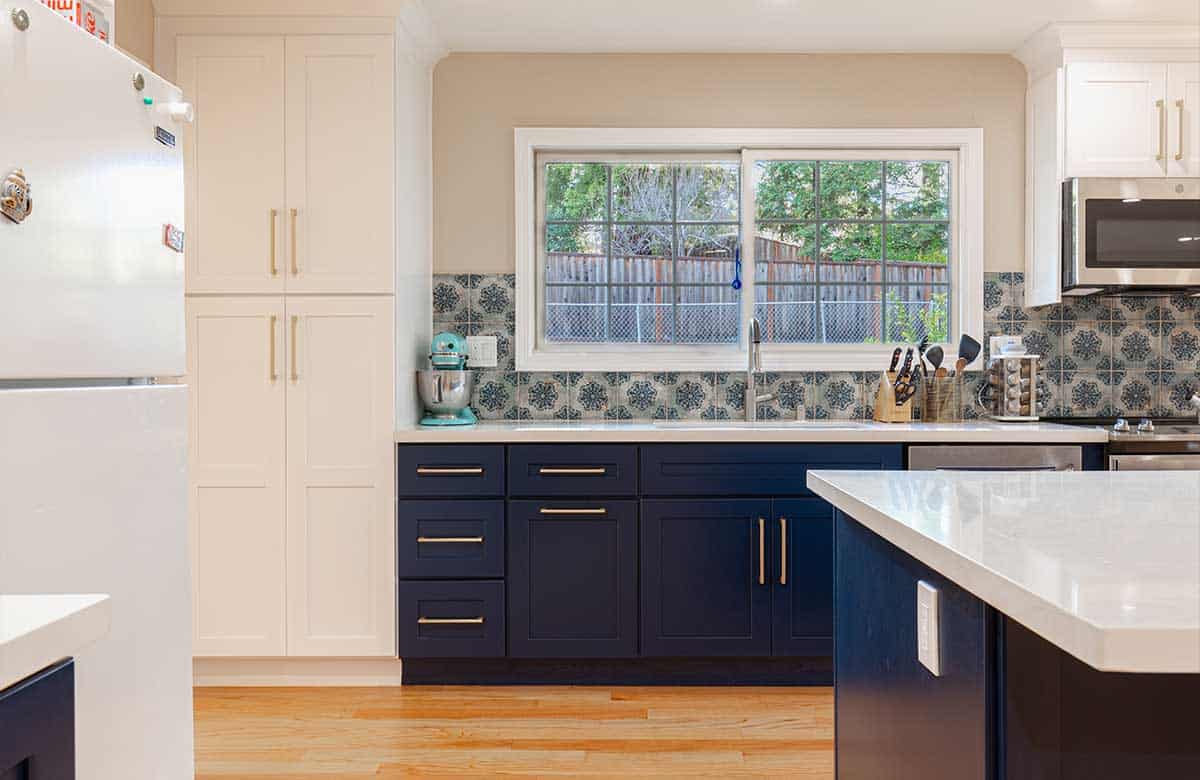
(873, 371, 915, 423)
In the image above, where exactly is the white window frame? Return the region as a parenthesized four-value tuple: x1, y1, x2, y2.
(515, 127, 984, 372)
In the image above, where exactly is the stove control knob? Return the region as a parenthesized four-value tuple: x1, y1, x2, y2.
(1113, 418, 1131, 433)
(1137, 418, 1155, 434)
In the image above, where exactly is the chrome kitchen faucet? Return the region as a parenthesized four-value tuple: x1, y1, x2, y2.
(745, 317, 777, 422)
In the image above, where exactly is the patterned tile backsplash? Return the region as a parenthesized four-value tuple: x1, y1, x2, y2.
(431, 272, 1200, 422)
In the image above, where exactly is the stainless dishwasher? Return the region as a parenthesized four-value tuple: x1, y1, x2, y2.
(907, 445, 1082, 471)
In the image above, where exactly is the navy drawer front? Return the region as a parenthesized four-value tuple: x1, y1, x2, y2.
(508, 445, 637, 497)
(640, 444, 903, 496)
(397, 445, 505, 497)
(398, 500, 505, 579)
(399, 580, 505, 658)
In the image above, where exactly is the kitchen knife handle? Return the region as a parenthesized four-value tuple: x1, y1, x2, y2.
(269, 315, 278, 382)
(290, 208, 299, 276)
(269, 209, 278, 276)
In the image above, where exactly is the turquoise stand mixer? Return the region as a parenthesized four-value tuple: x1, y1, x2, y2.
(417, 331, 477, 426)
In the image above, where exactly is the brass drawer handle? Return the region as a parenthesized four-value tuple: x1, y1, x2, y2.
(779, 517, 787, 586)
(416, 536, 484, 544)
(539, 507, 607, 515)
(1156, 99, 1166, 161)
(268, 314, 278, 382)
(416, 467, 484, 475)
(417, 617, 485, 625)
(1177, 99, 1186, 162)
(758, 517, 765, 586)
(538, 467, 607, 475)
(290, 208, 299, 275)
(269, 209, 278, 276)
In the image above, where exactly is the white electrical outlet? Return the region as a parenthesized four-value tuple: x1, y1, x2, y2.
(917, 580, 941, 677)
(467, 335, 498, 368)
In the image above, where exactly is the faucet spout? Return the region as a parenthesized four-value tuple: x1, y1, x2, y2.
(745, 317, 775, 421)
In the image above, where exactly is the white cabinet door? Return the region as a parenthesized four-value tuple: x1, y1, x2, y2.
(284, 36, 396, 294)
(1167, 63, 1200, 177)
(187, 298, 287, 656)
(1066, 63, 1168, 178)
(285, 297, 396, 656)
(178, 37, 286, 294)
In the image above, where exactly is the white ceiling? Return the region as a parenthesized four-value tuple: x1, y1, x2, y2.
(422, 0, 1199, 53)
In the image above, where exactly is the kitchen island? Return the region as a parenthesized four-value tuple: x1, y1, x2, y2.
(807, 470, 1200, 780)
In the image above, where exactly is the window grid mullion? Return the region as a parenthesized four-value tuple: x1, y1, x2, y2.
(671, 166, 679, 344)
(881, 160, 889, 343)
(605, 165, 613, 342)
(813, 163, 824, 344)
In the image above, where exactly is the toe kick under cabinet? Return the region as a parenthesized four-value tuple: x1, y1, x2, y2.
(396, 443, 902, 674)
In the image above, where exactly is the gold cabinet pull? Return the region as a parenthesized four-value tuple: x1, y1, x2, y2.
(779, 518, 787, 586)
(1157, 99, 1166, 161)
(289, 315, 299, 382)
(269, 209, 279, 276)
(539, 507, 607, 515)
(290, 208, 299, 276)
(538, 467, 607, 475)
(417, 617, 484, 625)
(416, 467, 484, 475)
(268, 315, 278, 381)
(758, 518, 765, 586)
(416, 536, 484, 544)
(1176, 99, 1186, 162)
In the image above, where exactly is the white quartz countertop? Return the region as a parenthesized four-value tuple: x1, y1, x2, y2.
(396, 420, 1108, 444)
(0, 594, 111, 691)
(807, 470, 1200, 674)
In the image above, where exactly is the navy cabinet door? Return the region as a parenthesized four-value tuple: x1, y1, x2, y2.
(0, 660, 74, 780)
(771, 499, 834, 657)
(508, 500, 638, 657)
(641, 499, 772, 657)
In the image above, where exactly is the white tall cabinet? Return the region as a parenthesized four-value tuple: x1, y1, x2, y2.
(178, 30, 399, 658)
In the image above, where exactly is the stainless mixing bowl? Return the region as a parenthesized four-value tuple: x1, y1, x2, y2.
(417, 369, 475, 417)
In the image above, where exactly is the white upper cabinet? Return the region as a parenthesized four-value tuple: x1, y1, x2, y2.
(179, 34, 395, 295)
(284, 297, 396, 656)
(1168, 62, 1200, 178)
(1066, 63, 1168, 178)
(187, 297, 287, 656)
(178, 37, 287, 294)
(285, 37, 396, 294)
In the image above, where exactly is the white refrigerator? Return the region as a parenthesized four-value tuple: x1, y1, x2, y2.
(0, 3, 194, 778)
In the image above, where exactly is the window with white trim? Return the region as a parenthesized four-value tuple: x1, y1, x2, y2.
(515, 129, 983, 372)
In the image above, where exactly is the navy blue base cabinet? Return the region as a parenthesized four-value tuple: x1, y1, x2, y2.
(508, 499, 638, 657)
(835, 508, 1200, 780)
(0, 660, 75, 780)
(397, 441, 902, 682)
(641, 499, 773, 657)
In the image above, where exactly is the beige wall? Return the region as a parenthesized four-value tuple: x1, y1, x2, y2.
(433, 53, 1026, 274)
(115, 0, 154, 66)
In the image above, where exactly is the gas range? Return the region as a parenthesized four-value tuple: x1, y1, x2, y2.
(1046, 416, 1200, 468)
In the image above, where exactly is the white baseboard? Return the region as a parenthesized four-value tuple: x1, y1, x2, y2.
(193, 656, 405, 686)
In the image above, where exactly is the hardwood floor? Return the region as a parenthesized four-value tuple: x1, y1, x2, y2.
(194, 685, 834, 778)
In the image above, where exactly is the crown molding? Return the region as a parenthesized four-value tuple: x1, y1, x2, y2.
(1014, 22, 1200, 81)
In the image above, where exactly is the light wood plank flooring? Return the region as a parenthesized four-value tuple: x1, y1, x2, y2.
(194, 685, 834, 778)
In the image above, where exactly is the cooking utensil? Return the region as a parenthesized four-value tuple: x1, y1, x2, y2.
(957, 334, 982, 368)
(917, 336, 930, 377)
(888, 347, 902, 373)
(926, 345, 944, 372)
(893, 349, 916, 405)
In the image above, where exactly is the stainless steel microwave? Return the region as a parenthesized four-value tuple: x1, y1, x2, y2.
(1062, 177, 1200, 294)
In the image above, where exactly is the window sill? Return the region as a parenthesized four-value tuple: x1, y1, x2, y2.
(516, 342, 961, 373)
